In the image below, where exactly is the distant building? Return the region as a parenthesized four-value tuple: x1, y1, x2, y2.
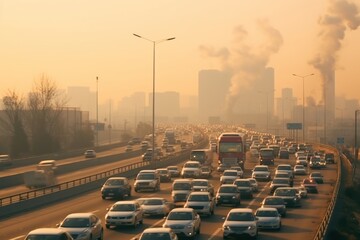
(67, 86, 96, 120)
(198, 69, 231, 122)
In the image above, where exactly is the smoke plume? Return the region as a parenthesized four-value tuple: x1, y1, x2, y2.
(199, 19, 283, 116)
(309, 0, 360, 101)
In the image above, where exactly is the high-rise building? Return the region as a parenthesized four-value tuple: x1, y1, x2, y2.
(198, 69, 231, 122)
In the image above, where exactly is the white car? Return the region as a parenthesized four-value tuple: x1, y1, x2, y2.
(25, 228, 73, 240)
(181, 161, 202, 178)
(251, 165, 271, 181)
(163, 208, 201, 239)
(248, 178, 259, 192)
(220, 170, 239, 184)
(84, 150, 96, 158)
(255, 207, 282, 230)
(275, 164, 294, 179)
(222, 208, 258, 239)
(184, 191, 215, 216)
(293, 165, 307, 175)
(136, 228, 178, 240)
(57, 213, 103, 240)
(230, 166, 244, 178)
(192, 179, 215, 196)
(141, 197, 173, 217)
(167, 166, 180, 177)
(105, 200, 144, 228)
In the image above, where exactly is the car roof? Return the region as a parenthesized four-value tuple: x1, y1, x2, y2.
(170, 208, 194, 213)
(229, 208, 253, 213)
(65, 213, 94, 218)
(107, 177, 127, 180)
(143, 227, 172, 233)
(219, 184, 237, 188)
(114, 200, 138, 205)
(173, 179, 192, 183)
(189, 191, 210, 196)
(27, 228, 70, 235)
(234, 179, 250, 182)
(257, 207, 278, 211)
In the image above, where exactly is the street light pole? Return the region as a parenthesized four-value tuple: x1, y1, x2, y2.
(96, 76, 99, 147)
(292, 73, 314, 143)
(354, 110, 360, 183)
(133, 33, 175, 165)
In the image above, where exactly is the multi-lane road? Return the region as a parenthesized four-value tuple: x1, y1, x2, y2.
(0, 147, 338, 240)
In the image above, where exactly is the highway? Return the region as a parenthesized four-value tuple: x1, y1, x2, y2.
(1, 148, 338, 240)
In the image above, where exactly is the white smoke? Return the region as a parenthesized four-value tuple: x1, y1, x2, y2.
(199, 19, 283, 116)
(309, 0, 360, 100)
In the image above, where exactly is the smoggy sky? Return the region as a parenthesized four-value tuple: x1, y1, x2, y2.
(1, 0, 360, 106)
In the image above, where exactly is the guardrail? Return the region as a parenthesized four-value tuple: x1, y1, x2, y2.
(0, 138, 208, 219)
(313, 144, 342, 240)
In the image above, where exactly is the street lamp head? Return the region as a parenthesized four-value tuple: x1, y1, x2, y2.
(167, 37, 176, 41)
(133, 33, 142, 38)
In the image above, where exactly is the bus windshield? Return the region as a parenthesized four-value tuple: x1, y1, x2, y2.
(219, 143, 242, 153)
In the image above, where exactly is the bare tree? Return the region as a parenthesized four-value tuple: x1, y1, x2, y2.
(27, 75, 68, 154)
(1, 90, 29, 157)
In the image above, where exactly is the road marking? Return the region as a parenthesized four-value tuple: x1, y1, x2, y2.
(9, 236, 25, 240)
(208, 180, 271, 239)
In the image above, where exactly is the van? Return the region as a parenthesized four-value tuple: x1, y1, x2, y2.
(37, 160, 57, 171)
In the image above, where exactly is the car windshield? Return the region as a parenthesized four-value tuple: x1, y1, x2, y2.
(184, 163, 199, 168)
(26, 235, 68, 240)
(158, 170, 168, 174)
(140, 233, 171, 240)
(168, 167, 178, 171)
(223, 171, 237, 176)
(254, 167, 268, 172)
(272, 179, 289, 184)
(274, 189, 296, 196)
(219, 186, 237, 193)
(111, 204, 136, 211)
(264, 198, 284, 205)
(167, 212, 193, 220)
(260, 150, 273, 157)
(143, 199, 163, 205)
(173, 183, 192, 190)
(311, 173, 322, 177)
(256, 210, 278, 217)
(193, 181, 208, 186)
(227, 212, 254, 221)
(105, 179, 124, 186)
(188, 194, 209, 202)
(278, 166, 291, 171)
(234, 181, 250, 187)
(60, 218, 90, 228)
(137, 174, 155, 180)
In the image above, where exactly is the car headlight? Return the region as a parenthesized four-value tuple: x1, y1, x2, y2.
(232, 195, 236, 199)
(149, 181, 156, 187)
(223, 225, 230, 230)
(248, 225, 256, 230)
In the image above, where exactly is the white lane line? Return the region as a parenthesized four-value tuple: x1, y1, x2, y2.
(208, 181, 271, 239)
(9, 236, 25, 240)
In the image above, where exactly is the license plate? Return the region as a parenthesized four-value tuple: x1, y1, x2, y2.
(108, 193, 114, 196)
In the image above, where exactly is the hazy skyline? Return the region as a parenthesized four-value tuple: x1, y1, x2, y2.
(1, 0, 359, 106)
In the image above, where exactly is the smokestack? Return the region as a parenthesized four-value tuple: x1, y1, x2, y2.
(199, 19, 283, 122)
(309, 0, 360, 134)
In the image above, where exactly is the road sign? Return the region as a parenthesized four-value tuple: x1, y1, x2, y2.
(337, 137, 344, 144)
(287, 123, 302, 130)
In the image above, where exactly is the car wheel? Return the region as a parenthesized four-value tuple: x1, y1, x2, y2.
(133, 217, 138, 228)
(277, 222, 282, 231)
(98, 229, 104, 240)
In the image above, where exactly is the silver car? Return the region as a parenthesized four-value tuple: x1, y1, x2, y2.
(105, 200, 144, 229)
(255, 207, 282, 230)
(184, 191, 215, 216)
(163, 208, 201, 239)
(141, 197, 174, 217)
(222, 208, 258, 239)
(25, 228, 73, 240)
(57, 213, 103, 240)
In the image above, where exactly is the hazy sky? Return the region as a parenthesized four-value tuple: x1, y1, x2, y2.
(1, 0, 360, 106)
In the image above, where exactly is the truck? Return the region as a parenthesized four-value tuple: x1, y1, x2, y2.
(23, 166, 57, 189)
(165, 129, 176, 145)
(190, 149, 213, 166)
(218, 132, 246, 169)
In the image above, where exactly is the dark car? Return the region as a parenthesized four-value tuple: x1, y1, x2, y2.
(325, 153, 335, 164)
(261, 196, 287, 217)
(157, 168, 172, 182)
(301, 178, 318, 193)
(215, 184, 241, 206)
(101, 177, 132, 200)
(269, 178, 291, 194)
(273, 187, 301, 207)
(278, 150, 290, 159)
